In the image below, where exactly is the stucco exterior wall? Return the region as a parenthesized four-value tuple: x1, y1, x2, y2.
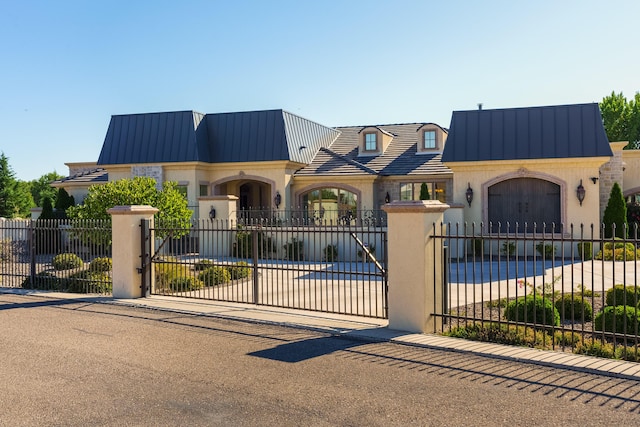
(622, 148, 640, 197)
(446, 157, 609, 242)
(290, 175, 378, 211)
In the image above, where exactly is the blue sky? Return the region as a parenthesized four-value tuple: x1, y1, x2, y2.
(1, 0, 638, 181)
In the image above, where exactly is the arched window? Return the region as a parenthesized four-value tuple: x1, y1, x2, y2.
(488, 178, 561, 233)
(302, 188, 358, 223)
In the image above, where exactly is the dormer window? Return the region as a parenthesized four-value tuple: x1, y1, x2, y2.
(423, 130, 436, 149)
(416, 123, 447, 154)
(364, 132, 377, 151)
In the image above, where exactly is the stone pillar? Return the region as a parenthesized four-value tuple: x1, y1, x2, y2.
(108, 205, 158, 299)
(197, 195, 238, 257)
(382, 200, 449, 333)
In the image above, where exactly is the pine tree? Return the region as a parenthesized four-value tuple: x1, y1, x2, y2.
(419, 183, 431, 200)
(40, 196, 55, 219)
(603, 182, 628, 238)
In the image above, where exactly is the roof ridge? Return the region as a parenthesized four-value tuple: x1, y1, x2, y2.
(319, 147, 378, 175)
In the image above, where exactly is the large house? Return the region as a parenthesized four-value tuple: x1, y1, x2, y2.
(53, 103, 640, 240)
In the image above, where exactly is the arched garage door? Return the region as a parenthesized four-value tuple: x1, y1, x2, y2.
(488, 178, 561, 233)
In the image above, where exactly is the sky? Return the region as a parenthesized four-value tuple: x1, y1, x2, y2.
(0, 0, 638, 181)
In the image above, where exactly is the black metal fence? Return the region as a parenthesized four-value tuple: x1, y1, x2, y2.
(434, 222, 640, 359)
(144, 217, 388, 318)
(237, 208, 387, 227)
(0, 219, 113, 294)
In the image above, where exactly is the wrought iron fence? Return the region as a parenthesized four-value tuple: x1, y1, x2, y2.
(0, 219, 113, 294)
(434, 221, 640, 359)
(237, 208, 387, 227)
(145, 218, 388, 318)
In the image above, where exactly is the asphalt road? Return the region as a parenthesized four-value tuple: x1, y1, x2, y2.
(1, 294, 640, 426)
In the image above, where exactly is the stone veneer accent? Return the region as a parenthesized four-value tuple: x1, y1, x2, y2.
(599, 142, 627, 222)
(132, 166, 163, 190)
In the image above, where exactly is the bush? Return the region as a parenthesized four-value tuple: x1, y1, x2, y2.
(64, 270, 112, 294)
(234, 229, 275, 259)
(573, 339, 615, 358)
(227, 261, 250, 280)
(198, 266, 231, 286)
(554, 295, 593, 322)
(616, 346, 640, 362)
(194, 259, 214, 271)
(166, 276, 203, 292)
(21, 272, 60, 290)
(535, 242, 556, 259)
(605, 284, 640, 308)
(577, 241, 593, 261)
(603, 182, 628, 239)
(500, 241, 516, 257)
(504, 295, 560, 326)
(323, 244, 338, 262)
(595, 241, 640, 261)
(284, 238, 304, 261)
(88, 257, 112, 272)
(445, 323, 552, 349)
(154, 260, 190, 291)
(52, 253, 84, 270)
(594, 305, 640, 334)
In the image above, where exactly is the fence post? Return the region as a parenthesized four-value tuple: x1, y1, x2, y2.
(108, 205, 159, 299)
(382, 200, 449, 333)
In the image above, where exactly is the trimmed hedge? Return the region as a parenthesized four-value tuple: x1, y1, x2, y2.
(594, 305, 640, 334)
(504, 294, 560, 326)
(52, 253, 83, 270)
(88, 257, 112, 272)
(198, 266, 231, 286)
(605, 284, 640, 308)
(554, 295, 593, 322)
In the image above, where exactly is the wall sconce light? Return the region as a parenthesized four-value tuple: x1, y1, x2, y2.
(274, 191, 282, 209)
(465, 183, 473, 206)
(577, 179, 586, 206)
(385, 192, 390, 204)
(209, 206, 216, 220)
(590, 177, 598, 184)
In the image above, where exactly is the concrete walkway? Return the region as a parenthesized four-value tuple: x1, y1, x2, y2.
(2, 287, 640, 382)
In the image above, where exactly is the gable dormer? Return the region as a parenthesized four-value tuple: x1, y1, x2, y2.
(358, 126, 393, 156)
(416, 123, 447, 154)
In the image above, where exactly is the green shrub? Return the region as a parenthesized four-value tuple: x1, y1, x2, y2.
(504, 295, 560, 326)
(552, 331, 582, 347)
(52, 253, 84, 270)
(535, 242, 556, 259)
(500, 241, 516, 257)
(194, 259, 214, 271)
(154, 261, 191, 291)
(577, 241, 593, 261)
(21, 272, 60, 290)
(167, 276, 203, 292)
(323, 244, 338, 262)
(198, 266, 231, 286)
(603, 182, 628, 239)
(284, 238, 304, 261)
(573, 339, 615, 358)
(444, 323, 552, 349)
(554, 295, 593, 322)
(595, 241, 640, 261)
(88, 257, 112, 272)
(64, 270, 112, 294)
(227, 261, 250, 280)
(234, 229, 275, 259)
(472, 238, 483, 256)
(616, 346, 640, 362)
(594, 305, 640, 334)
(605, 284, 640, 307)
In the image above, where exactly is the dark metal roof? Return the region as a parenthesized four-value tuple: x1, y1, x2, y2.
(295, 123, 452, 177)
(97, 109, 340, 166)
(441, 103, 613, 163)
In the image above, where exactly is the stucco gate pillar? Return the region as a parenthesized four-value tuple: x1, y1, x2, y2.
(108, 205, 159, 299)
(382, 200, 449, 333)
(198, 195, 239, 258)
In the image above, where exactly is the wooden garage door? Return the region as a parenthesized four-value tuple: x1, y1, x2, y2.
(488, 178, 561, 233)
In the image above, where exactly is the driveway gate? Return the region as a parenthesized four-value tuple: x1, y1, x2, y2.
(142, 219, 388, 318)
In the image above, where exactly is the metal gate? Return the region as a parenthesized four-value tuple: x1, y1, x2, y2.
(142, 218, 388, 318)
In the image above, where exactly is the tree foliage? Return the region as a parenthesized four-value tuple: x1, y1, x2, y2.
(29, 171, 64, 207)
(67, 177, 193, 232)
(600, 91, 640, 149)
(0, 152, 34, 218)
(419, 182, 430, 200)
(603, 182, 628, 238)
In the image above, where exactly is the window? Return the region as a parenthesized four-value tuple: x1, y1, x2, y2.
(424, 130, 436, 149)
(177, 185, 188, 199)
(399, 182, 446, 202)
(302, 187, 358, 223)
(364, 132, 377, 151)
(199, 184, 208, 197)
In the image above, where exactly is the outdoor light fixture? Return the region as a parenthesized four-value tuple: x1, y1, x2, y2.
(274, 191, 282, 209)
(465, 183, 474, 206)
(590, 177, 599, 184)
(385, 192, 390, 204)
(209, 206, 216, 220)
(577, 179, 586, 206)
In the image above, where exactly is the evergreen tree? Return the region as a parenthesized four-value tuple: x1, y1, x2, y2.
(29, 171, 64, 207)
(0, 152, 32, 218)
(603, 182, 628, 238)
(54, 188, 74, 218)
(419, 182, 431, 200)
(40, 196, 55, 219)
